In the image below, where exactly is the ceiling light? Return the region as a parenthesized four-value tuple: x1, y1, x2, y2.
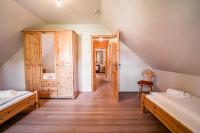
(57, 0, 63, 7)
(99, 38, 104, 42)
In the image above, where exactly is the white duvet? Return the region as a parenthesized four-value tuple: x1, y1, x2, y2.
(147, 92, 200, 132)
(0, 90, 29, 106)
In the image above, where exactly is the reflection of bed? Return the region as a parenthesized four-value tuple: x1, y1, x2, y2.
(0, 90, 38, 124)
(141, 92, 199, 132)
(43, 73, 56, 80)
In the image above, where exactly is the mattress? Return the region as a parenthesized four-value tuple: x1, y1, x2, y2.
(0, 90, 34, 111)
(146, 92, 200, 132)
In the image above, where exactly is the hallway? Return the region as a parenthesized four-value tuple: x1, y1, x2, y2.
(95, 73, 111, 92)
(0, 77, 169, 133)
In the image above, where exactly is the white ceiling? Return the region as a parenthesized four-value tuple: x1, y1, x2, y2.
(1, 0, 200, 76)
(15, 0, 101, 24)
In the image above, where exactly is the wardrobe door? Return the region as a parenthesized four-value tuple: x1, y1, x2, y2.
(24, 32, 42, 92)
(56, 31, 74, 97)
(57, 65, 73, 97)
(25, 65, 42, 92)
(24, 33, 42, 66)
(56, 31, 72, 65)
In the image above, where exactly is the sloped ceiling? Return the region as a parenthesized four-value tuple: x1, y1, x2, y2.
(1, 0, 200, 76)
(15, 0, 101, 24)
(101, 0, 200, 76)
(0, 0, 45, 66)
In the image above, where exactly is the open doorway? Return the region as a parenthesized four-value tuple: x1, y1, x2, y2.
(95, 49, 107, 85)
(91, 33, 120, 101)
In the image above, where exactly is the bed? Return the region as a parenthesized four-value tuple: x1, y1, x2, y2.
(141, 91, 200, 133)
(0, 90, 38, 124)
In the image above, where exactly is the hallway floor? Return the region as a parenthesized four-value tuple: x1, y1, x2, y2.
(0, 74, 169, 133)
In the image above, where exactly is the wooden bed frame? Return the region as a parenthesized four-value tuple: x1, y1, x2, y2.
(0, 91, 39, 124)
(141, 93, 193, 133)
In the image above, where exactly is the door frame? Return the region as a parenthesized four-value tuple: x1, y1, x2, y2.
(91, 35, 114, 92)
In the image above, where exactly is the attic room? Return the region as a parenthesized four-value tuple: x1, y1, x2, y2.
(0, 0, 200, 132)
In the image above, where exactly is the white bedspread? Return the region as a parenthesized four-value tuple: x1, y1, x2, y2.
(146, 92, 200, 132)
(0, 90, 33, 111)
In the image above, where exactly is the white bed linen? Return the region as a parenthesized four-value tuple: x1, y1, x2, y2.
(0, 90, 29, 106)
(146, 92, 200, 132)
(0, 92, 34, 111)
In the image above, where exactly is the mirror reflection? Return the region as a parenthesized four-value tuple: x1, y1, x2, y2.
(41, 33, 56, 80)
(96, 49, 106, 73)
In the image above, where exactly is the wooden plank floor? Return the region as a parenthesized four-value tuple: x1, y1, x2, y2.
(0, 74, 169, 133)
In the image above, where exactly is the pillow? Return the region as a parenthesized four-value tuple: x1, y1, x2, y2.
(166, 88, 185, 97)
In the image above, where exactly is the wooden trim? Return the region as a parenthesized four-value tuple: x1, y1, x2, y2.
(141, 94, 193, 133)
(0, 91, 38, 125)
(22, 29, 76, 32)
(91, 35, 114, 38)
(91, 37, 95, 92)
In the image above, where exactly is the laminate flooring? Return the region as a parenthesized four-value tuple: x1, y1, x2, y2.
(0, 74, 169, 133)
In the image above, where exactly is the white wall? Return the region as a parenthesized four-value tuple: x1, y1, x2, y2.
(154, 69, 200, 97)
(0, 49, 25, 90)
(120, 42, 151, 92)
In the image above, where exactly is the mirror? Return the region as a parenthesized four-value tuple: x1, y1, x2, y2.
(41, 33, 56, 80)
(96, 49, 106, 73)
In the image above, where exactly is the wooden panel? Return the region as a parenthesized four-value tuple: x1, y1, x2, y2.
(40, 87, 58, 97)
(57, 65, 73, 97)
(93, 40, 108, 49)
(40, 81, 58, 98)
(72, 32, 78, 93)
(25, 65, 41, 92)
(24, 33, 41, 66)
(41, 81, 58, 87)
(24, 32, 42, 92)
(56, 31, 73, 65)
(111, 32, 120, 101)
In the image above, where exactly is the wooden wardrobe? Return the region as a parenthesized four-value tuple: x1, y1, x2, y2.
(23, 30, 78, 98)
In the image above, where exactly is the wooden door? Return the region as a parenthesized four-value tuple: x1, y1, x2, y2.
(111, 32, 120, 101)
(24, 32, 42, 92)
(24, 33, 41, 66)
(56, 31, 72, 65)
(56, 31, 73, 97)
(56, 65, 73, 97)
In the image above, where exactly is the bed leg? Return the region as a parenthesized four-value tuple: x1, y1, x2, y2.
(141, 93, 147, 113)
(35, 91, 39, 108)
